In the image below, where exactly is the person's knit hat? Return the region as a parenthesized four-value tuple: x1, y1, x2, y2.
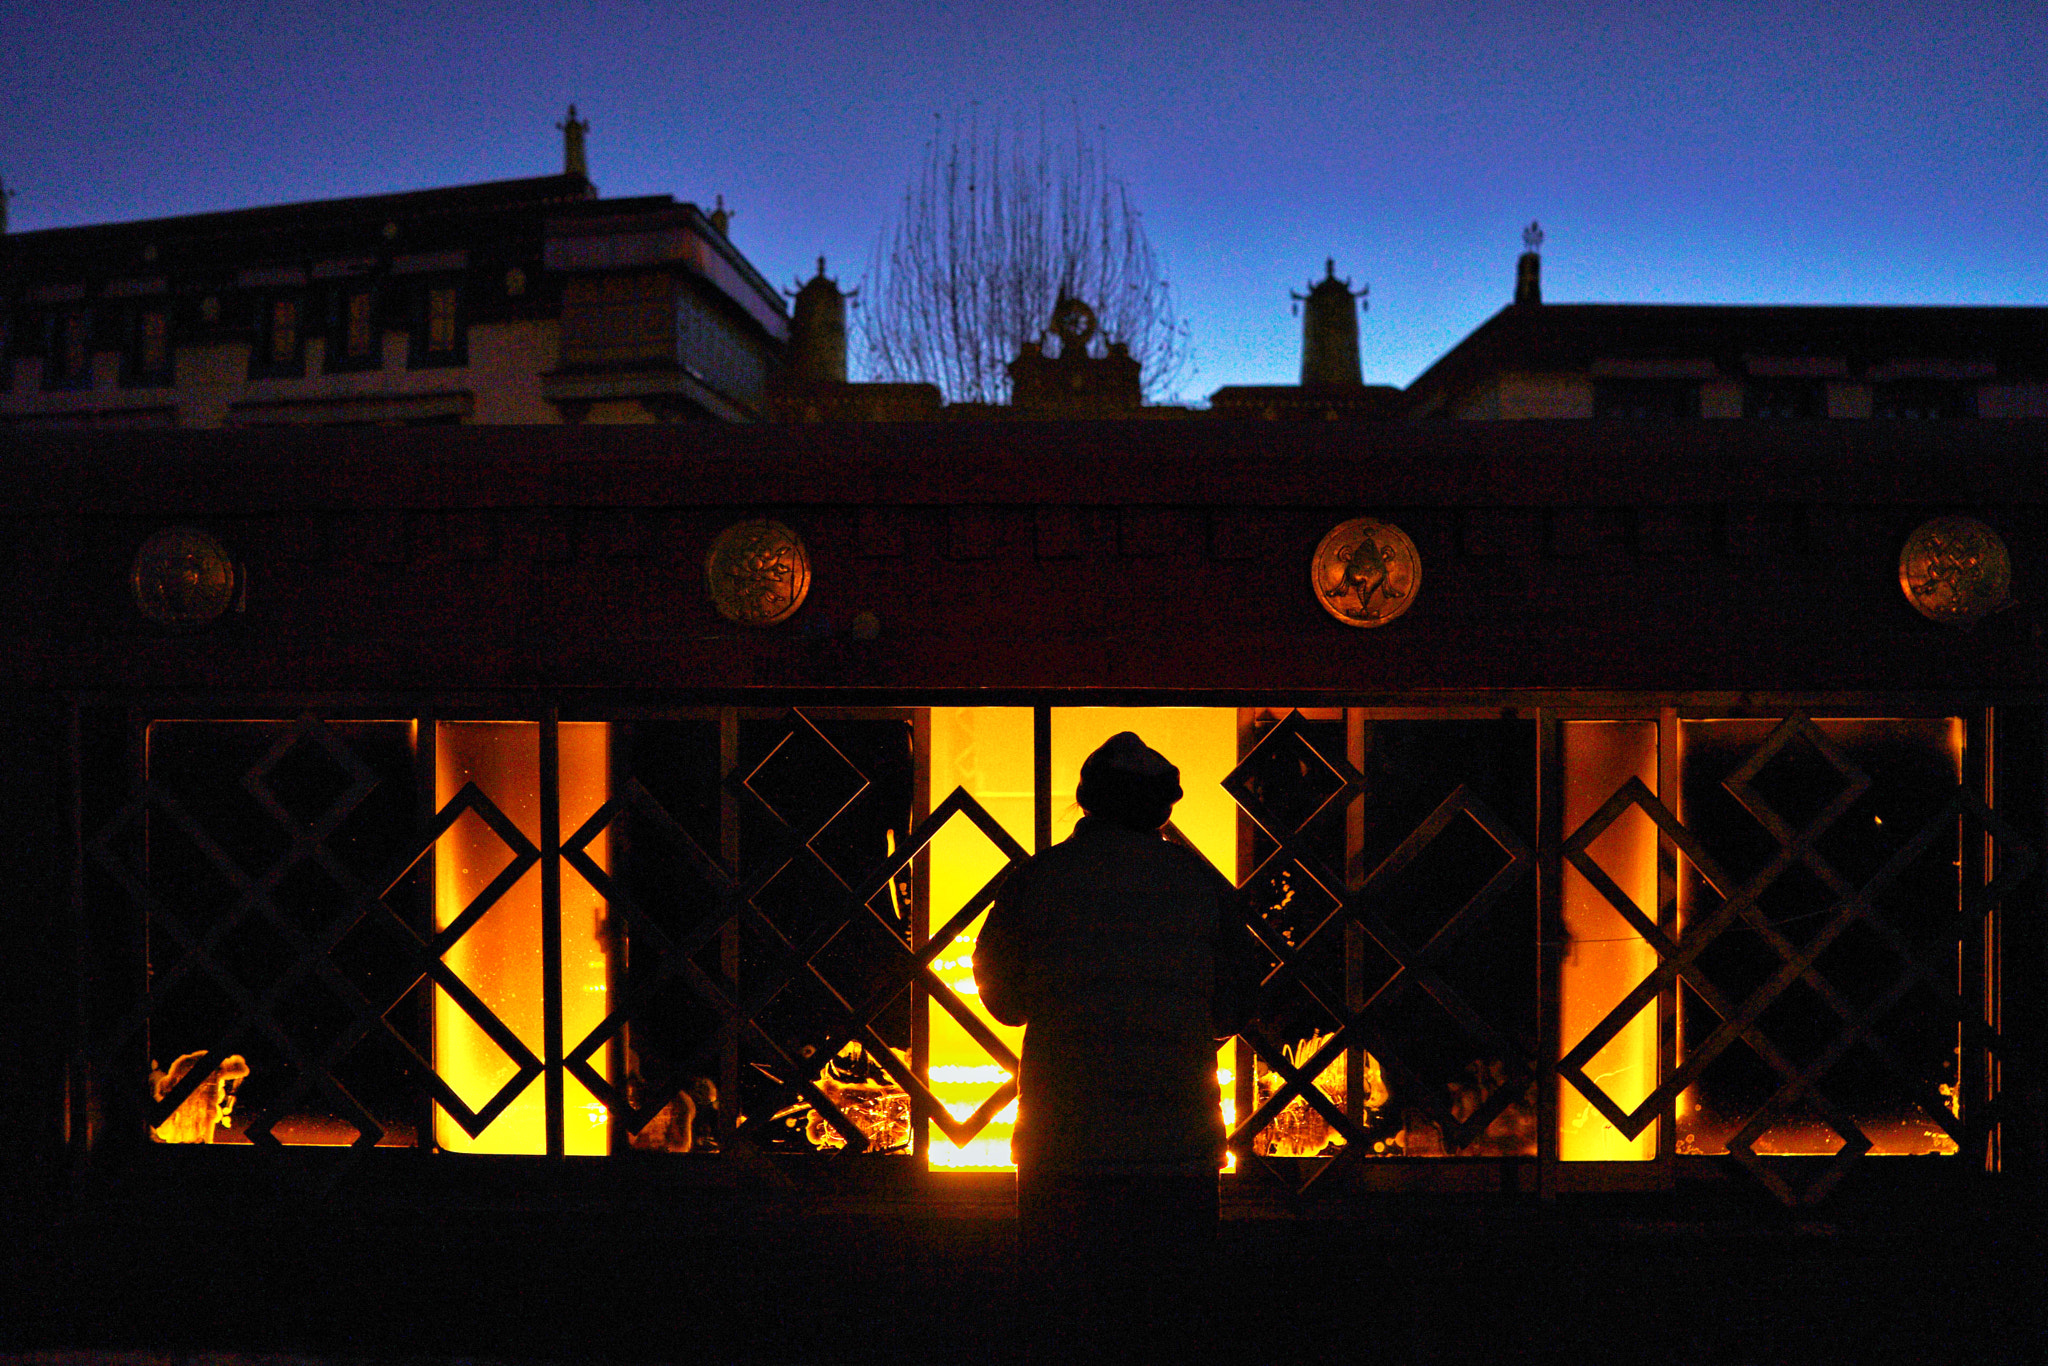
(1081, 732, 1181, 791)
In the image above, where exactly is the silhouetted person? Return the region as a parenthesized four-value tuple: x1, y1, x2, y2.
(976, 732, 1257, 1366)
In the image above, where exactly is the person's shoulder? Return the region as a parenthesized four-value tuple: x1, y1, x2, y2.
(1157, 837, 1226, 879)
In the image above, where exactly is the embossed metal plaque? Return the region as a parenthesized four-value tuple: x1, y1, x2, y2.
(1313, 518, 1420, 627)
(706, 519, 811, 625)
(130, 525, 237, 626)
(1899, 515, 2010, 625)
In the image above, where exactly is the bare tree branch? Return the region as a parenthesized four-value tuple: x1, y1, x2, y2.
(858, 112, 1193, 405)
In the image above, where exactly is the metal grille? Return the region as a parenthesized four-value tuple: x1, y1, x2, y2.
(1218, 712, 1538, 1195)
(1559, 714, 2031, 1204)
(74, 702, 2026, 1207)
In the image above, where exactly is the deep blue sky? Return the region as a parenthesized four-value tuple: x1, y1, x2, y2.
(4, 1, 2043, 400)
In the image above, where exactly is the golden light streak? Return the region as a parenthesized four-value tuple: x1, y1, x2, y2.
(433, 722, 611, 1155)
(1559, 721, 1659, 1161)
(925, 708, 1239, 1171)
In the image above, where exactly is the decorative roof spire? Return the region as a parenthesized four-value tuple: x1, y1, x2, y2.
(1292, 258, 1368, 388)
(557, 105, 590, 178)
(1516, 220, 1543, 306)
(708, 194, 733, 236)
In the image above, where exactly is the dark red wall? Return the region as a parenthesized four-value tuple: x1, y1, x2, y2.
(2, 419, 2044, 697)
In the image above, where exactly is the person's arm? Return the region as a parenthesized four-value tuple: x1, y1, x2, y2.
(972, 862, 1032, 1027)
(1211, 879, 1266, 1041)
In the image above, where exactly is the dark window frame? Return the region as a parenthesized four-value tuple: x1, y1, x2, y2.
(248, 293, 307, 380)
(1873, 379, 1976, 420)
(325, 284, 384, 374)
(1743, 378, 1826, 419)
(122, 306, 174, 388)
(41, 308, 95, 392)
(1593, 378, 1701, 420)
(407, 278, 469, 370)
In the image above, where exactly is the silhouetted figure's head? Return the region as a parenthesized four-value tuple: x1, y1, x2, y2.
(1076, 731, 1182, 832)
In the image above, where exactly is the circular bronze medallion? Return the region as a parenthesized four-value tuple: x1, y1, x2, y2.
(1899, 516, 2011, 625)
(705, 519, 811, 625)
(1312, 518, 1420, 627)
(131, 526, 237, 626)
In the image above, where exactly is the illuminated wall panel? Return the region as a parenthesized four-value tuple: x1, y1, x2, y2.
(1559, 721, 1659, 1161)
(925, 708, 1032, 1168)
(434, 722, 611, 1155)
(925, 708, 1240, 1169)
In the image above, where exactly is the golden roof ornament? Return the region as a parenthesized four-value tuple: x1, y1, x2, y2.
(557, 104, 590, 178)
(1312, 518, 1421, 627)
(705, 519, 811, 626)
(131, 526, 238, 627)
(1899, 516, 2011, 626)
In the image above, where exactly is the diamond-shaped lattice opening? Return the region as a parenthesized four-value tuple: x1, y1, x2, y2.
(396, 975, 524, 1117)
(212, 911, 298, 998)
(1751, 978, 1841, 1073)
(755, 968, 858, 1071)
(1225, 717, 1352, 839)
(330, 908, 424, 1011)
(243, 1064, 384, 1151)
(811, 913, 912, 1017)
(269, 970, 364, 1059)
(750, 852, 859, 946)
(269, 858, 359, 939)
(1243, 857, 1343, 956)
(1745, 859, 1849, 951)
(252, 733, 368, 832)
(1727, 724, 1868, 837)
(741, 721, 869, 843)
(1737, 1096, 1862, 1158)
(136, 810, 246, 938)
(1371, 808, 1520, 948)
(1807, 917, 1914, 1016)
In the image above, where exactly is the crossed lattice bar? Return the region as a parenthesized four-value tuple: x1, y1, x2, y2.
(1559, 714, 2033, 1205)
(1219, 712, 1538, 1194)
(563, 710, 1028, 1157)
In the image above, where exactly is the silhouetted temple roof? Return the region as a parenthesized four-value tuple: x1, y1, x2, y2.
(1409, 301, 2048, 410)
(6, 173, 596, 246)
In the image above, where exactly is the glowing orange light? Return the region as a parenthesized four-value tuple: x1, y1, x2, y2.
(1559, 722, 1659, 1161)
(433, 722, 611, 1155)
(924, 708, 1240, 1171)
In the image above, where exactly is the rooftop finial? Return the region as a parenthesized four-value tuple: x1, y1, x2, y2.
(709, 194, 733, 236)
(557, 105, 590, 178)
(1516, 221, 1544, 306)
(1292, 259, 1368, 388)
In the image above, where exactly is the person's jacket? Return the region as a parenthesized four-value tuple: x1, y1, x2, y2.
(974, 817, 1259, 1171)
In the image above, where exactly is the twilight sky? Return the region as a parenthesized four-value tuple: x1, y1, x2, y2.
(3, 1, 2043, 401)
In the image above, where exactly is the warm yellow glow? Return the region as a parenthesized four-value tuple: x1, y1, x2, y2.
(1048, 708, 1238, 871)
(1560, 722, 1659, 1160)
(924, 708, 1239, 1171)
(433, 722, 611, 1155)
(926, 708, 1033, 1170)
